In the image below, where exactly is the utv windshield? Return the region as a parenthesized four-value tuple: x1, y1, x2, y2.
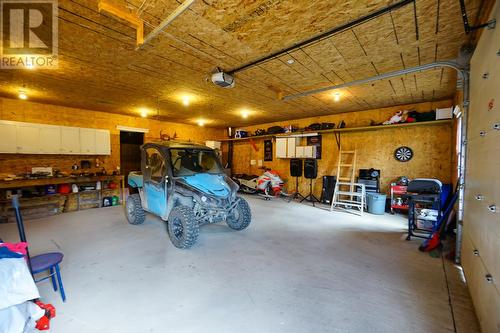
(169, 148, 223, 177)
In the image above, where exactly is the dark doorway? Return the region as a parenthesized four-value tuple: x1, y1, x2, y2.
(120, 131, 144, 188)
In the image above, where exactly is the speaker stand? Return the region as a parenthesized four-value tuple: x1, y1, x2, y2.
(290, 177, 305, 201)
(300, 178, 320, 207)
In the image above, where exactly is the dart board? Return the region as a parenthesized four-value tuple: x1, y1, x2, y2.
(394, 146, 413, 162)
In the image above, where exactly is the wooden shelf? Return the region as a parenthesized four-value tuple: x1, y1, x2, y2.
(221, 119, 453, 142)
(0, 175, 124, 190)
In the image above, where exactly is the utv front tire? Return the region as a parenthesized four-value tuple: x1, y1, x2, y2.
(167, 206, 199, 249)
(126, 194, 145, 225)
(227, 197, 252, 230)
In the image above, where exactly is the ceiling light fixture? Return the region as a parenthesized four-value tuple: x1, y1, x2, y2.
(139, 108, 149, 118)
(197, 119, 205, 127)
(286, 59, 295, 65)
(241, 110, 249, 119)
(333, 92, 340, 102)
(18, 91, 28, 100)
(182, 95, 190, 106)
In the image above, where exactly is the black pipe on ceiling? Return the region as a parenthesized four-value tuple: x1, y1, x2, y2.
(227, 0, 415, 75)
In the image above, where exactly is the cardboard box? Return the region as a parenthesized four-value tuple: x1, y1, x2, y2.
(436, 107, 452, 120)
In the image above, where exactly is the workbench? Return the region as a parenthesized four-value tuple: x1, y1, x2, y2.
(0, 175, 125, 223)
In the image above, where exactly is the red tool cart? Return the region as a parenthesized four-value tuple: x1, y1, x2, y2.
(390, 185, 409, 214)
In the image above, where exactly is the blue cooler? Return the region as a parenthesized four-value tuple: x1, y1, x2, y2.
(367, 193, 387, 215)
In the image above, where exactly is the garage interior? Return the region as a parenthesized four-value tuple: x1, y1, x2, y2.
(0, 0, 498, 332)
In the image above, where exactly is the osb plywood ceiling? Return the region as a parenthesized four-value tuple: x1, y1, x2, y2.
(0, 0, 485, 126)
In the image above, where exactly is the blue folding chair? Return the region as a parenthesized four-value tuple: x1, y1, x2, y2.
(11, 195, 66, 302)
(31, 252, 66, 302)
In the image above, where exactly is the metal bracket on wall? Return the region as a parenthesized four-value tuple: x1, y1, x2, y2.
(334, 132, 341, 150)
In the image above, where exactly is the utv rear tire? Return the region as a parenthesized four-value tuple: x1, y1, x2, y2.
(227, 197, 252, 230)
(167, 206, 199, 249)
(126, 194, 145, 225)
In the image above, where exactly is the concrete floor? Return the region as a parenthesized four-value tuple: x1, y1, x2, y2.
(0, 195, 479, 333)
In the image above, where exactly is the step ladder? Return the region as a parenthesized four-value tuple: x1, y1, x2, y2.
(330, 149, 366, 216)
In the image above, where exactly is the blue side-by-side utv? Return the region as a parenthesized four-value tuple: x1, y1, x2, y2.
(126, 141, 251, 249)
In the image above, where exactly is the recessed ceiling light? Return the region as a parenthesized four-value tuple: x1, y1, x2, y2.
(182, 96, 190, 106)
(241, 110, 249, 119)
(286, 59, 295, 65)
(333, 92, 340, 102)
(139, 108, 149, 118)
(197, 120, 205, 127)
(18, 91, 28, 100)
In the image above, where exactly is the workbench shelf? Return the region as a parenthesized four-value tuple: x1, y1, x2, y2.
(0, 176, 124, 223)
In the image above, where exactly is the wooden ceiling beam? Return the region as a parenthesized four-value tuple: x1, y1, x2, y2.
(98, 0, 144, 45)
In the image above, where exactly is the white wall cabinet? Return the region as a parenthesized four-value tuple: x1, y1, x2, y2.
(275, 138, 287, 158)
(60, 127, 80, 154)
(287, 138, 300, 158)
(0, 122, 17, 153)
(295, 146, 304, 158)
(80, 128, 96, 154)
(39, 125, 61, 154)
(16, 123, 40, 154)
(95, 129, 111, 155)
(276, 137, 318, 159)
(0, 120, 111, 155)
(303, 146, 317, 158)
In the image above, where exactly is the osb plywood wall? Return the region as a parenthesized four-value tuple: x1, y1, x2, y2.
(231, 100, 454, 197)
(0, 98, 225, 176)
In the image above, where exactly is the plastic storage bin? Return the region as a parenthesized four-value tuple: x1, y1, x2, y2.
(367, 193, 387, 215)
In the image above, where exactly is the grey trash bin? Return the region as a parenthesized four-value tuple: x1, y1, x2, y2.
(367, 193, 387, 215)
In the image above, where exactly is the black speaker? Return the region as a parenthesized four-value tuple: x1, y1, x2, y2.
(304, 159, 317, 179)
(321, 176, 336, 204)
(290, 159, 302, 177)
